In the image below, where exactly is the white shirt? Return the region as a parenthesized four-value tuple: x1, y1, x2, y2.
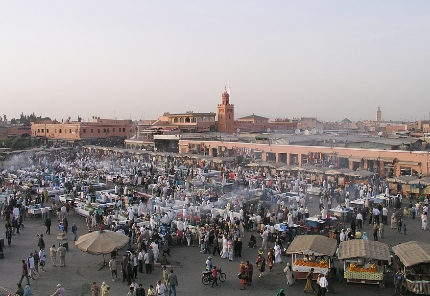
(318, 276, 328, 288)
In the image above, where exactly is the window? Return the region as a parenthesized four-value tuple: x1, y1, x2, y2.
(113, 128, 115, 132)
(59, 129, 62, 133)
(41, 129, 44, 133)
(98, 129, 100, 133)
(91, 129, 93, 133)
(37, 129, 40, 133)
(83, 129, 86, 133)
(123, 128, 125, 132)
(69, 129, 72, 133)
(103, 128, 106, 133)
(46, 129, 49, 133)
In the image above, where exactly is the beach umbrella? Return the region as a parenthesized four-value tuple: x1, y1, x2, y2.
(75, 230, 129, 270)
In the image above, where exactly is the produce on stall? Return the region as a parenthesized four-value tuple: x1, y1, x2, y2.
(287, 235, 337, 280)
(392, 241, 430, 295)
(338, 239, 390, 287)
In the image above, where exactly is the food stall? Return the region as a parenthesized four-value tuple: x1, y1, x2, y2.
(287, 235, 337, 280)
(392, 241, 430, 295)
(338, 239, 390, 287)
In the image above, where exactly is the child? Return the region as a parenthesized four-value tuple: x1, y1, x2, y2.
(211, 266, 218, 287)
(402, 223, 407, 235)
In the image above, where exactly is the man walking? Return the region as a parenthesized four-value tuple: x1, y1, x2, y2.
(71, 223, 78, 241)
(18, 260, 30, 286)
(394, 268, 404, 296)
(167, 269, 178, 296)
(45, 216, 52, 235)
(57, 243, 67, 267)
(50, 244, 57, 267)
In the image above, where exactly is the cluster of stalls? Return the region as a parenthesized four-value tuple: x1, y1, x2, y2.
(387, 176, 430, 198)
(286, 235, 393, 289)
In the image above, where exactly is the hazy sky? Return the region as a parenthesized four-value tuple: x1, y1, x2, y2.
(1, 1, 429, 123)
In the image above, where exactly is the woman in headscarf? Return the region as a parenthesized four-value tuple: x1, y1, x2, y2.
(274, 241, 283, 264)
(267, 250, 275, 272)
(391, 213, 397, 229)
(228, 239, 234, 261)
(283, 263, 294, 286)
(238, 261, 247, 290)
(256, 250, 266, 278)
(304, 268, 316, 293)
(221, 234, 229, 259)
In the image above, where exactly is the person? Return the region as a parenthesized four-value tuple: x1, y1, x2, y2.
(15, 284, 24, 296)
(206, 256, 212, 271)
(402, 223, 407, 235)
(256, 250, 266, 278)
(379, 222, 384, 238)
(391, 213, 397, 229)
(235, 237, 243, 257)
(37, 234, 45, 250)
(276, 289, 286, 296)
(23, 284, 32, 296)
(318, 273, 328, 296)
(18, 259, 30, 286)
(108, 257, 118, 281)
(397, 217, 403, 234)
(373, 222, 378, 241)
(246, 260, 253, 286)
(147, 285, 156, 296)
(156, 279, 167, 295)
(126, 286, 134, 296)
(211, 265, 218, 287)
(6, 225, 12, 246)
(50, 244, 57, 267)
(167, 269, 178, 296)
(62, 216, 69, 233)
(422, 214, 428, 230)
(162, 265, 169, 288)
(45, 216, 52, 235)
(39, 247, 46, 272)
(57, 243, 67, 267)
(238, 261, 247, 290)
(135, 284, 145, 296)
(267, 250, 275, 272)
(100, 282, 109, 296)
(52, 284, 66, 296)
(126, 259, 133, 285)
(304, 268, 316, 293)
(91, 282, 100, 296)
(71, 223, 78, 241)
(284, 262, 294, 286)
(394, 268, 404, 296)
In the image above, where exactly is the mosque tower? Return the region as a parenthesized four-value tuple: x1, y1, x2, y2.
(376, 106, 381, 122)
(217, 87, 235, 134)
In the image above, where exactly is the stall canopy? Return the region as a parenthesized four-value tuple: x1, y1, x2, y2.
(338, 240, 390, 261)
(409, 177, 430, 186)
(287, 235, 337, 256)
(387, 175, 418, 184)
(392, 241, 430, 267)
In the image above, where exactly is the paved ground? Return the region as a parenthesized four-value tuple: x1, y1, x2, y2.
(0, 195, 426, 296)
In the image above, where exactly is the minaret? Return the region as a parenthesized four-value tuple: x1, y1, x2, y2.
(376, 106, 381, 122)
(217, 87, 235, 134)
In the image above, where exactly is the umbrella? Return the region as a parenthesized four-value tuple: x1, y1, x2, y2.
(75, 230, 129, 270)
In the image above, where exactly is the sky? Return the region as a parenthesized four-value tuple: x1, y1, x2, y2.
(1, 1, 430, 123)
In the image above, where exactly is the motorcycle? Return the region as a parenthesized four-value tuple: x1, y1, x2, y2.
(202, 267, 226, 285)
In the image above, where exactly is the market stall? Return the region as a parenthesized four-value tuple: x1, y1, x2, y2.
(392, 241, 430, 295)
(338, 239, 390, 287)
(287, 235, 337, 280)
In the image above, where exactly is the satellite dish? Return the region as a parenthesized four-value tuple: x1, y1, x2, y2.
(311, 128, 317, 135)
(295, 129, 300, 135)
(377, 132, 383, 136)
(267, 128, 271, 133)
(236, 128, 241, 133)
(318, 129, 323, 134)
(304, 129, 310, 136)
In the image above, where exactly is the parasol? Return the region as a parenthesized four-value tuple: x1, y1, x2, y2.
(75, 230, 129, 270)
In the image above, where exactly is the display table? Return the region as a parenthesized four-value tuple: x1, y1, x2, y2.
(344, 266, 384, 285)
(292, 265, 328, 280)
(404, 276, 430, 295)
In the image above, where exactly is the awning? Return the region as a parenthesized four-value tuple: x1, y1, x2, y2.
(392, 241, 430, 267)
(364, 157, 395, 163)
(348, 156, 363, 162)
(287, 235, 337, 256)
(397, 161, 420, 166)
(409, 177, 430, 186)
(338, 240, 391, 261)
(386, 176, 418, 184)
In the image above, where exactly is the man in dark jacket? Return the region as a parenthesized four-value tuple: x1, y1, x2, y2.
(45, 216, 52, 234)
(126, 259, 134, 285)
(120, 255, 128, 283)
(38, 234, 45, 250)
